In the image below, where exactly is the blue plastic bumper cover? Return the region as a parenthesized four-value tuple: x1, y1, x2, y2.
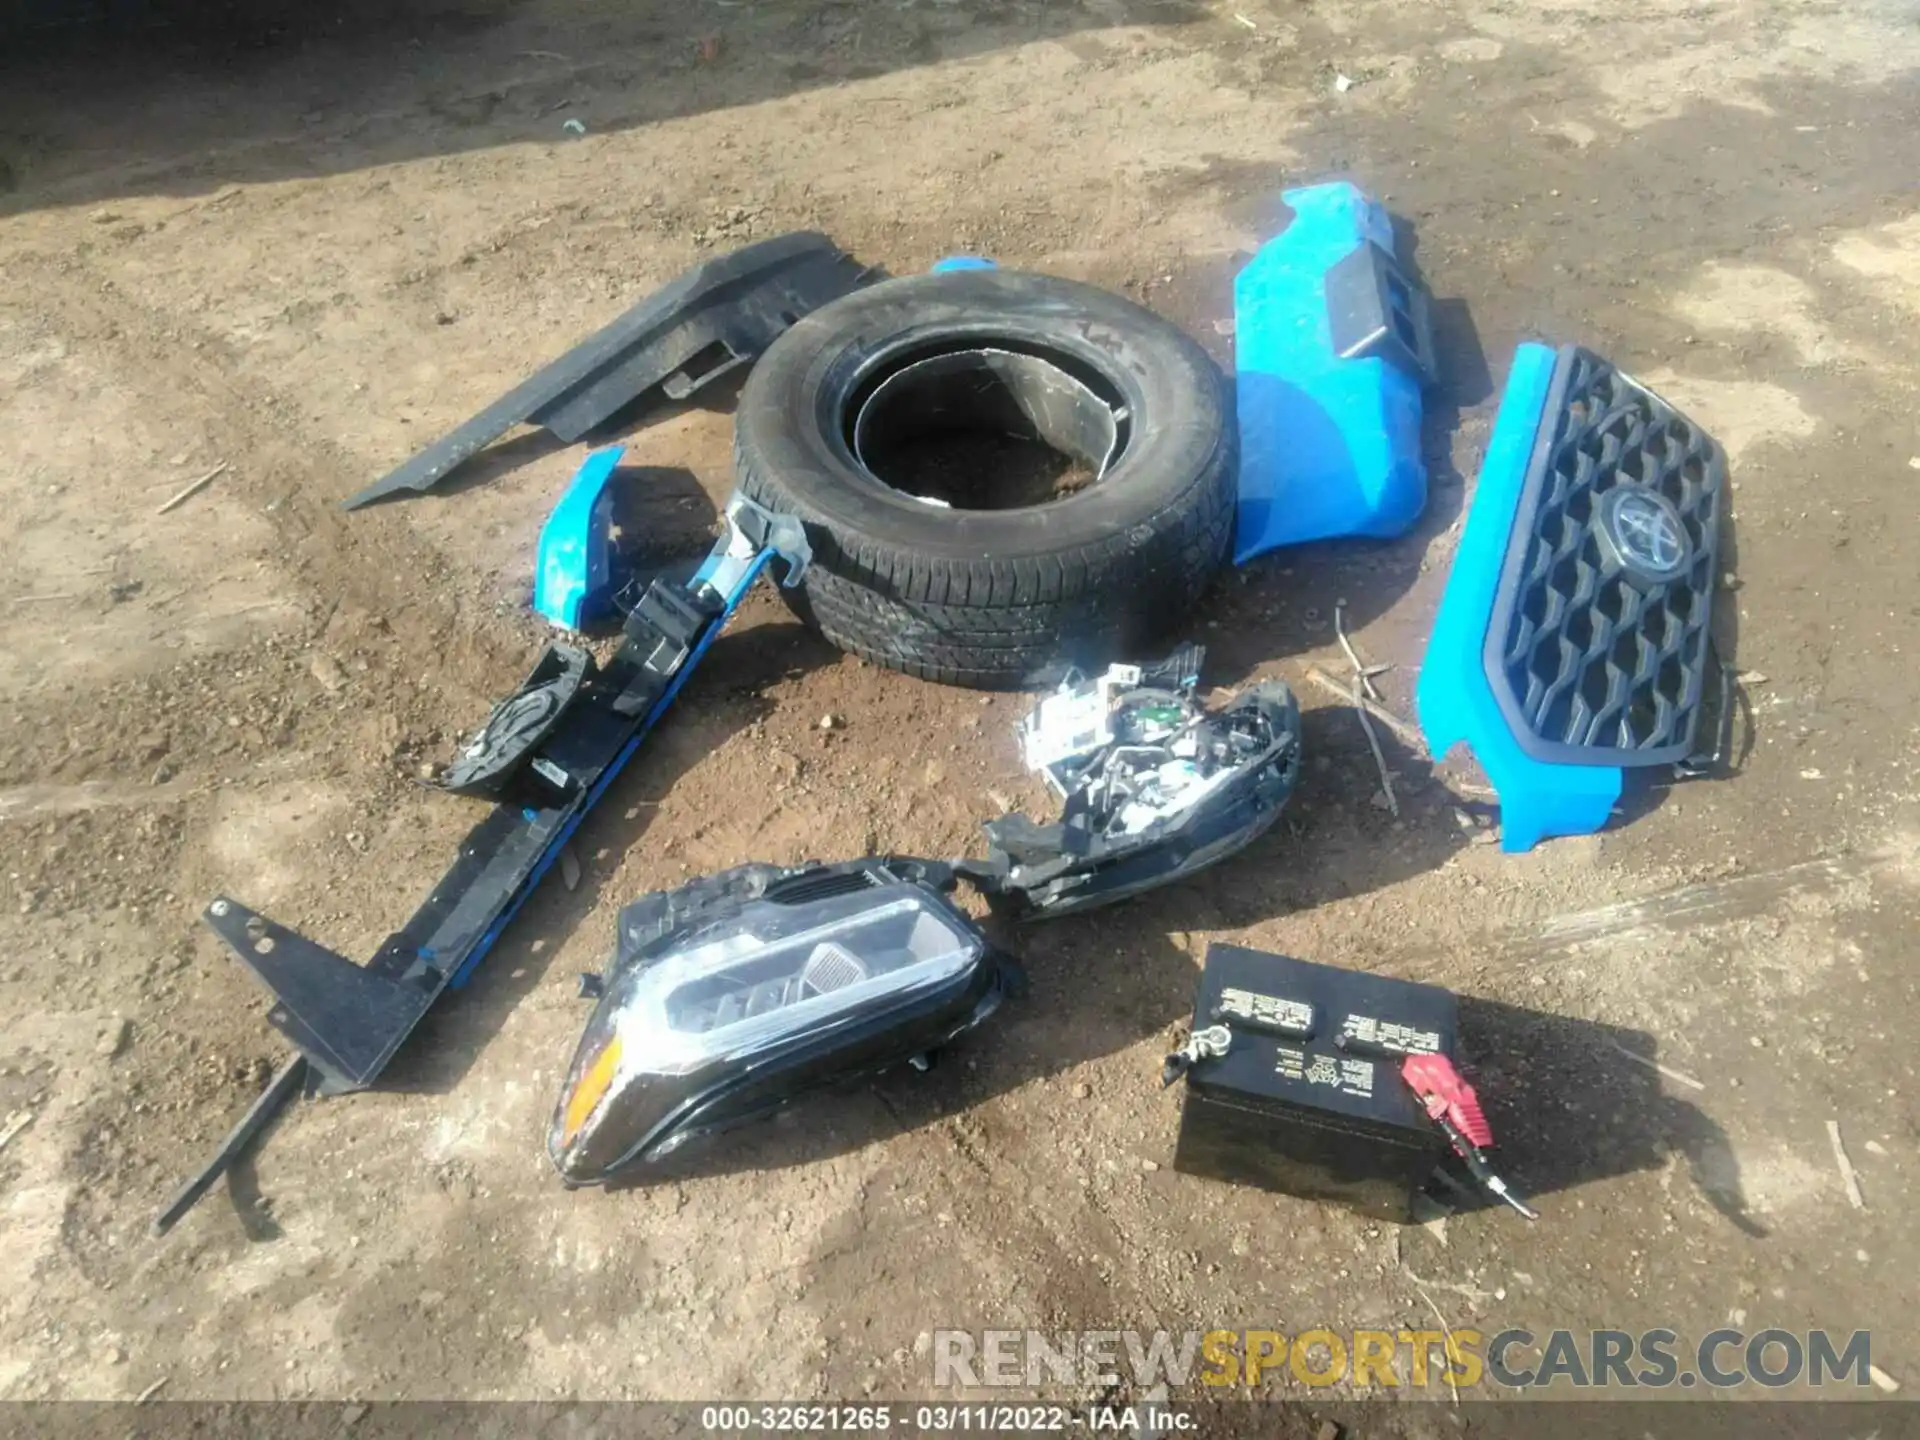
(1233, 182, 1435, 561)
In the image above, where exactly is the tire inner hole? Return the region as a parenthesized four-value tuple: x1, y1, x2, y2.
(851, 346, 1126, 510)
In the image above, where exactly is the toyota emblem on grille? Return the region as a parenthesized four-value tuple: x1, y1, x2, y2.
(1599, 486, 1692, 584)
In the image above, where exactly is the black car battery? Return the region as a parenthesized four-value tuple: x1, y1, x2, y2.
(1171, 943, 1460, 1222)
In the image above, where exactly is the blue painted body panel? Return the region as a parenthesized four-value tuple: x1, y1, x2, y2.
(533, 445, 625, 630)
(1416, 343, 1622, 852)
(1233, 182, 1428, 560)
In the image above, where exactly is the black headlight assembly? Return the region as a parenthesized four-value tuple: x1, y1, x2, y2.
(964, 646, 1303, 918)
(550, 858, 1016, 1186)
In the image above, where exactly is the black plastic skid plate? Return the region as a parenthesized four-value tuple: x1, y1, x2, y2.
(1485, 346, 1727, 767)
(342, 232, 865, 508)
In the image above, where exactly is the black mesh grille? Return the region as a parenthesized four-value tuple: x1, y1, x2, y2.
(1486, 348, 1726, 766)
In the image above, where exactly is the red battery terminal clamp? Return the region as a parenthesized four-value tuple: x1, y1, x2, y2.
(1400, 1053, 1538, 1220)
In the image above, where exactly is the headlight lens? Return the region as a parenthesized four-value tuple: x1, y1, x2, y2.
(550, 883, 990, 1183)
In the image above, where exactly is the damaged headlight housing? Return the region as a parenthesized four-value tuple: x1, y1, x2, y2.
(551, 861, 1010, 1185)
(972, 647, 1303, 918)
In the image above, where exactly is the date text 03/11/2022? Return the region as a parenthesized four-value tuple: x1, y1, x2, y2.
(698, 1404, 1194, 1432)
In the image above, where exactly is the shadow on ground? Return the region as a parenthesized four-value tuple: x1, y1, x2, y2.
(0, 0, 1208, 211)
(1454, 995, 1759, 1232)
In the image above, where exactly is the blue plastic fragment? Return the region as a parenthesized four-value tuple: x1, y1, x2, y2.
(1416, 343, 1622, 853)
(1233, 182, 1428, 561)
(931, 255, 998, 272)
(533, 445, 624, 630)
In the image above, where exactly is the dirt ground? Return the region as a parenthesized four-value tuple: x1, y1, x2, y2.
(3, 0, 1919, 1420)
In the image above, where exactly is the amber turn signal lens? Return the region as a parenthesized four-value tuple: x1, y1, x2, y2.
(561, 1037, 622, 1145)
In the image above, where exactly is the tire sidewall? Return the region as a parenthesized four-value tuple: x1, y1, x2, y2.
(735, 270, 1230, 563)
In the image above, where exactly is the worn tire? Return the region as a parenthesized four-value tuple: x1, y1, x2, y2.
(733, 269, 1234, 688)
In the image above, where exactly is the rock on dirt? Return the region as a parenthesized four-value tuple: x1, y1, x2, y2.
(309, 652, 349, 694)
(96, 1017, 130, 1059)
